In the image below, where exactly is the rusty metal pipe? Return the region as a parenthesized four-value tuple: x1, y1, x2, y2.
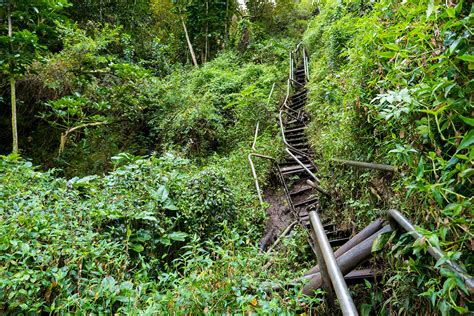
(309, 210, 358, 315)
(305, 218, 385, 276)
(388, 209, 474, 292)
(247, 153, 277, 207)
(308, 228, 336, 307)
(285, 148, 329, 196)
(332, 158, 397, 172)
(303, 225, 392, 296)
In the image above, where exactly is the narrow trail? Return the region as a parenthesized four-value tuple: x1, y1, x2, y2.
(253, 43, 474, 314)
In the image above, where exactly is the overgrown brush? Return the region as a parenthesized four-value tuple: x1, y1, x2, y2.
(304, 0, 473, 313)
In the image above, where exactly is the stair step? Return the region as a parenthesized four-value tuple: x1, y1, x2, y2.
(289, 142, 309, 148)
(286, 136, 308, 143)
(293, 90, 307, 97)
(291, 102, 305, 110)
(344, 269, 383, 285)
(284, 154, 307, 161)
(294, 196, 319, 208)
(285, 126, 306, 134)
(292, 93, 307, 100)
(280, 158, 309, 166)
(326, 230, 346, 238)
(286, 132, 306, 138)
(280, 164, 315, 176)
(323, 223, 336, 231)
(290, 186, 313, 197)
(328, 237, 351, 247)
(280, 164, 313, 173)
(291, 94, 308, 102)
(286, 119, 302, 125)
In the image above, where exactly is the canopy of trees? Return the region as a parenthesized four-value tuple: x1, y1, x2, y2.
(0, 0, 472, 314)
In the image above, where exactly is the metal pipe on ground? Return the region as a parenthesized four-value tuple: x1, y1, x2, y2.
(284, 148, 328, 196)
(332, 158, 397, 172)
(388, 209, 474, 293)
(265, 221, 298, 253)
(309, 210, 358, 315)
(305, 218, 385, 276)
(270, 269, 382, 291)
(302, 225, 392, 296)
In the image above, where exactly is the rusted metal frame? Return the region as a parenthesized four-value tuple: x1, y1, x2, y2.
(279, 111, 308, 157)
(248, 153, 278, 207)
(275, 164, 298, 218)
(305, 218, 385, 276)
(290, 78, 305, 87)
(332, 158, 398, 172)
(308, 210, 358, 315)
(303, 47, 310, 81)
(302, 225, 392, 295)
(285, 148, 329, 197)
(289, 52, 294, 83)
(282, 106, 301, 122)
(388, 209, 474, 293)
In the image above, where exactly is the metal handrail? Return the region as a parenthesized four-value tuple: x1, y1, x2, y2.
(333, 158, 397, 172)
(283, 43, 359, 314)
(279, 110, 308, 157)
(285, 148, 329, 197)
(309, 209, 358, 315)
(248, 82, 282, 206)
(388, 209, 474, 293)
(248, 153, 277, 207)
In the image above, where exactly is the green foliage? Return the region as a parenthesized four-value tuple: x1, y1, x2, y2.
(304, 0, 473, 313)
(179, 169, 236, 235)
(0, 153, 315, 313)
(0, 0, 70, 76)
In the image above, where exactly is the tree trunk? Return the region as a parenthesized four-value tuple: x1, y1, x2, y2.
(10, 78, 18, 155)
(204, 0, 209, 63)
(224, 0, 229, 49)
(181, 15, 198, 67)
(8, 12, 18, 154)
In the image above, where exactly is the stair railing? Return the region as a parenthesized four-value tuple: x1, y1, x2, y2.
(388, 209, 474, 293)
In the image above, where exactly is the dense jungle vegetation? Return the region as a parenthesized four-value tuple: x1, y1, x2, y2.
(0, 0, 472, 314)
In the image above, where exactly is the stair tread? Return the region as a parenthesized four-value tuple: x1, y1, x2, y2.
(294, 196, 318, 207)
(289, 142, 309, 147)
(279, 164, 313, 172)
(285, 126, 306, 133)
(290, 186, 313, 195)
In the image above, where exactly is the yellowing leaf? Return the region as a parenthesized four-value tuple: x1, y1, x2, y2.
(250, 297, 258, 306)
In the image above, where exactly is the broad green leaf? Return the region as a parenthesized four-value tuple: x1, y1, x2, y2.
(457, 55, 474, 62)
(131, 243, 144, 252)
(168, 231, 187, 241)
(417, 157, 424, 179)
(383, 43, 399, 51)
(459, 115, 474, 126)
(163, 199, 178, 211)
(377, 51, 395, 58)
(457, 129, 474, 152)
(459, 168, 474, 178)
(426, 0, 435, 18)
(372, 232, 392, 252)
(449, 37, 462, 54)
